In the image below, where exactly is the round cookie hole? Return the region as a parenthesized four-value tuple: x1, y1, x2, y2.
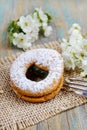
(26, 64, 49, 82)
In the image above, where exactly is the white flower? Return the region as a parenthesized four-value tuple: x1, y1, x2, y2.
(33, 12, 41, 27)
(61, 38, 69, 51)
(35, 8, 48, 23)
(80, 58, 87, 77)
(82, 39, 87, 50)
(44, 26, 52, 37)
(17, 15, 33, 33)
(63, 54, 75, 70)
(26, 29, 39, 43)
(42, 22, 48, 28)
(69, 23, 81, 34)
(10, 8, 52, 50)
(17, 14, 41, 44)
(13, 33, 31, 50)
(72, 23, 81, 30)
(61, 23, 87, 76)
(69, 30, 83, 46)
(17, 15, 40, 33)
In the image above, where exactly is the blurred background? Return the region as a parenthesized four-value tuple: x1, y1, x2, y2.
(0, 0, 87, 56)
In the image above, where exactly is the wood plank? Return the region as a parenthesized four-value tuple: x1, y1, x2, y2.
(23, 125, 37, 130)
(78, 105, 87, 130)
(47, 115, 60, 130)
(66, 105, 87, 130)
(37, 120, 48, 130)
(59, 112, 70, 130)
(85, 103, 87, 112)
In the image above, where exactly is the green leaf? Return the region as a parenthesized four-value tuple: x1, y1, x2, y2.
(8, 20, 22, 33)
(39, 26, 44, 36)
(8, 32, 14, 45)
(45, 13, 52, 23)
(33, 10, 43, 23)
(8, 20, 23, 44)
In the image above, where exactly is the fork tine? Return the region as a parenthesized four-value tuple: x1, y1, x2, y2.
(65, 78, 87, 87)
(70, 89, 87, 97)
(63, 77, 87, 98)
(63, 84, 87, 97)
(64, 83, 87, 91)
(69, 77, 87, 82)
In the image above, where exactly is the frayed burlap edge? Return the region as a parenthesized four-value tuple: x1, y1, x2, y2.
(0, 41, 87, 130)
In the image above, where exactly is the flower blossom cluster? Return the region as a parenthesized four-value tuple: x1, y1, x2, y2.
(8, 8, 52, 50)
(61, 23, 87, 77)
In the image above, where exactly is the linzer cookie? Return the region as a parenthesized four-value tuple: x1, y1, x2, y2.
(10, 49, 64, 102)
(13, 77, 63, 103)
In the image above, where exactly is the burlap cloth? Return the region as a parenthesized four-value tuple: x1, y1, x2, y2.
(0, 41, 87, 130)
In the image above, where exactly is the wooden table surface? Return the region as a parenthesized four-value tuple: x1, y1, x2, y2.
(0, 0, 87, 130)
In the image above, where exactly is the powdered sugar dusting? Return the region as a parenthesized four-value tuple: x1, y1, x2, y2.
(10, 49, 63, 93)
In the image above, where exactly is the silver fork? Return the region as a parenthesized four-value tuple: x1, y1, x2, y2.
(63, 77, 87, 98)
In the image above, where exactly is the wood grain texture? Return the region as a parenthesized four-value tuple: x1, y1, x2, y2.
(0, 0, 87, 130)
